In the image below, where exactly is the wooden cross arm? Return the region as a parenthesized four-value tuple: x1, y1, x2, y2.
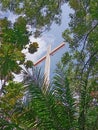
(50, 42, 65, 55)
(34, 55, 46, 66)
(34, 42, 65, 66)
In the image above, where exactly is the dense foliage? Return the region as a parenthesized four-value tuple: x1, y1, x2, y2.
(62, 0, 98, 129)
(0, 0, 67, 37)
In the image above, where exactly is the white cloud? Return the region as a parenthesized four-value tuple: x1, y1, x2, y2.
(8, 11, 19, 23)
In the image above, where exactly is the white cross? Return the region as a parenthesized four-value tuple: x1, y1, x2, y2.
(34, 42, 65, 91)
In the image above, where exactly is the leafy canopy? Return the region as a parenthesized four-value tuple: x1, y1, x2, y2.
(0, 0, 67, 36)
(62, 0, 98, 130)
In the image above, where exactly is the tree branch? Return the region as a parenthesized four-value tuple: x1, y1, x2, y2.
(81, 49, 98, 74)
(80, 21, 98, 56)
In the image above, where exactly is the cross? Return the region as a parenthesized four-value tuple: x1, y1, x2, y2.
(34, 42, 65, 91)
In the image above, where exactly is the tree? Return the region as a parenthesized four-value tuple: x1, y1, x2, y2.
(0, 16, 35, 95)
(62, 0, 98, 130)
(0, 82, 25, 130)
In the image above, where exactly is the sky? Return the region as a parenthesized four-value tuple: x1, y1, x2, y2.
(0, 3, 73, 83)
(26, 3, 72, 62)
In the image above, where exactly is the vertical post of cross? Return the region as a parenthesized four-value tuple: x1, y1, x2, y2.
(44, 44, 51, 92)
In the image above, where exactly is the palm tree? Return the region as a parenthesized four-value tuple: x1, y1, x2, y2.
(18, 64, 76, 130)
(1, 61, 97, 130)
(21, 61, 98, 130)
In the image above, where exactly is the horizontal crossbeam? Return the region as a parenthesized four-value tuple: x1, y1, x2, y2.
(34, 42, 65, 66)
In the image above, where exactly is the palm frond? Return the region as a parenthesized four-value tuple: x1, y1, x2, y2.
(51, 62, 76, 129)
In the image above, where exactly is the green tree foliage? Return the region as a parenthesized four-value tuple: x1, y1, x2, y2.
(0, 16, 34, 94)
(62, 0, 98, 130)
(0, 0, 67, 36)
(0, 82, 25, 130)
(0, 65, 75, 130)
(0, 17, 30, 50)
(0, 43, 25, 95)
(28, 42, 39, 54)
